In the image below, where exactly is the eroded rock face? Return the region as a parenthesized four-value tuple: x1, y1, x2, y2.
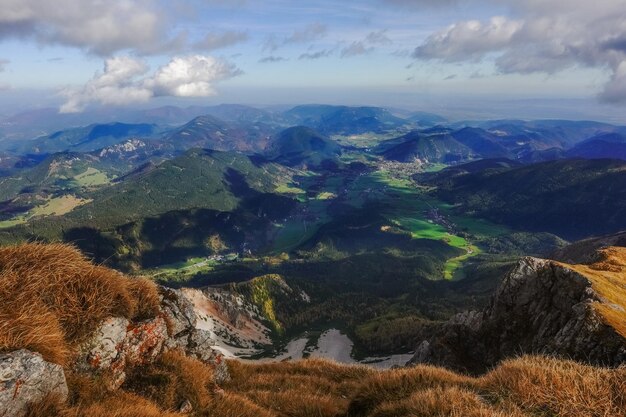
(0, 350, 68, 417)
(76, 316, 169, 389)
(410, 256, 626, 373)
(161, 288, 230, 383)
(75, 288, 229, 388)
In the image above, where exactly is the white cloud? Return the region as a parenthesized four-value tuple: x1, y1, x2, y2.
(366, 30, 392, 45)
(146, 55, 241, 97)
(0, 0, 173, 55)
(412, 0, 626, 102)
(299, 49, 333, 60)
(0, 59, 8, 71)
(60, 55, 240, 113)
(284, 23, 327, 44)
(259, 56, 287, 63)
(341, 41, 374, 58)
(382, 0, 458, 8)
(264, 22, 328, 52)
(338, 29, 392, 59)
(601, 61, 626, 103)
(415, 17, 522, 61)
(194, 31, 248, 51)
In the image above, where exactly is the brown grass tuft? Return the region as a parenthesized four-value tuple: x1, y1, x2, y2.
(0, 243, 161, 364)
(25, 394, 75, 417)
(206, 392, 277, 417)
(124, 350, 216, 411)
(127, 277, 162, 321)
(481, 355, 626, 417)
(75, 391, 180, 417)
(347, 364, 474, 416)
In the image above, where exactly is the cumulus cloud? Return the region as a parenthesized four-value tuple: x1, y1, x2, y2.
(601, 61, 626, 103)
(0, 0, 174, 55)
(415, 17, 522, 61)
(61, 55, 240, 113)
(194, 31, 248, 51)
(259, 56, 287, 63)
(412, 0, 626, 102)
(299, 49, 333, 60)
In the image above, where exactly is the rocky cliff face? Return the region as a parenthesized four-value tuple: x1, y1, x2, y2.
(1, 287, 228, 417)
(411, 247, 626, 373)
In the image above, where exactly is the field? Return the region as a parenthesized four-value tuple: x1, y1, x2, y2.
(0, 195, 90, 229)
(72, 167, 112, 187)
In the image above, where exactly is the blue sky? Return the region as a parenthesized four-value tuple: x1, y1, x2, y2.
(0, 0, 624, 118)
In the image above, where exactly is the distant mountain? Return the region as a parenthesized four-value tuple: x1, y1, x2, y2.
(283, 105, 408, 135)
(199, 104, 285, 125)
(0, 152, 116, 202)
(476, 119, 620, 144)
(2, 122, 159, 155)
(517, 147, 566, 163)
(267, 126, 341, 167)
(376, 131, 474, 163)
(94, 139, 174, 171)
(566, 133, 626, 161)
(407, 112, 447, 127)
(450, 127, 512, 159)
(164, 115, 275, 153)
(418, 158, 522, 186)
(424, 158, 626, 239)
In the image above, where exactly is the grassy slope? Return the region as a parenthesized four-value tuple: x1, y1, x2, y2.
(0, 150, 294, 241)
(429, 158, 626, 240)
(559, 246, 626, 338)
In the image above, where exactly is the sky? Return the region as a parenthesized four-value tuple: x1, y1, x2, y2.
(0, 0, 625, 119)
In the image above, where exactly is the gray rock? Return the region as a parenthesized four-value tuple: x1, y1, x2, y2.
(75, 287, 229, 388)
(160, 288, 230, 383)
(0, 350, 68, 417)
(178, 399, 193, 413)
(409, 256, 626, 373)
(161, 288, 197, 338)
(76, 316, 168, 389)
(76, 316, 129, 373)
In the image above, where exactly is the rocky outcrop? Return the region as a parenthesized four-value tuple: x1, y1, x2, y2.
(2, 286, 229, 416)
(0, 350, 68, 417)
(410, 249, 626, 373)
(161, 288, 230, 383)
(75, 316, 169, 389)
(74, 287, 229, 388)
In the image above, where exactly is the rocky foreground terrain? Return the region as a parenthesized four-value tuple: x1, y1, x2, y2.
(1, 243, 626, 416)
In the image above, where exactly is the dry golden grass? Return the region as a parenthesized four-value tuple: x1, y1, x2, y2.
(366, 386, 526, 417)
(346, 364, 474, 415)
(219, 356, 626, 417)
(556, 246, 626, 338)
(480, 355, 626, 417)
(124, 350, 216, 411)
(0, 243, 161, 364)
(76, 392, 181, 417)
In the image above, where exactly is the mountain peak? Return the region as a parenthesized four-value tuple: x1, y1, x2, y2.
(411, 247, 626, 373)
